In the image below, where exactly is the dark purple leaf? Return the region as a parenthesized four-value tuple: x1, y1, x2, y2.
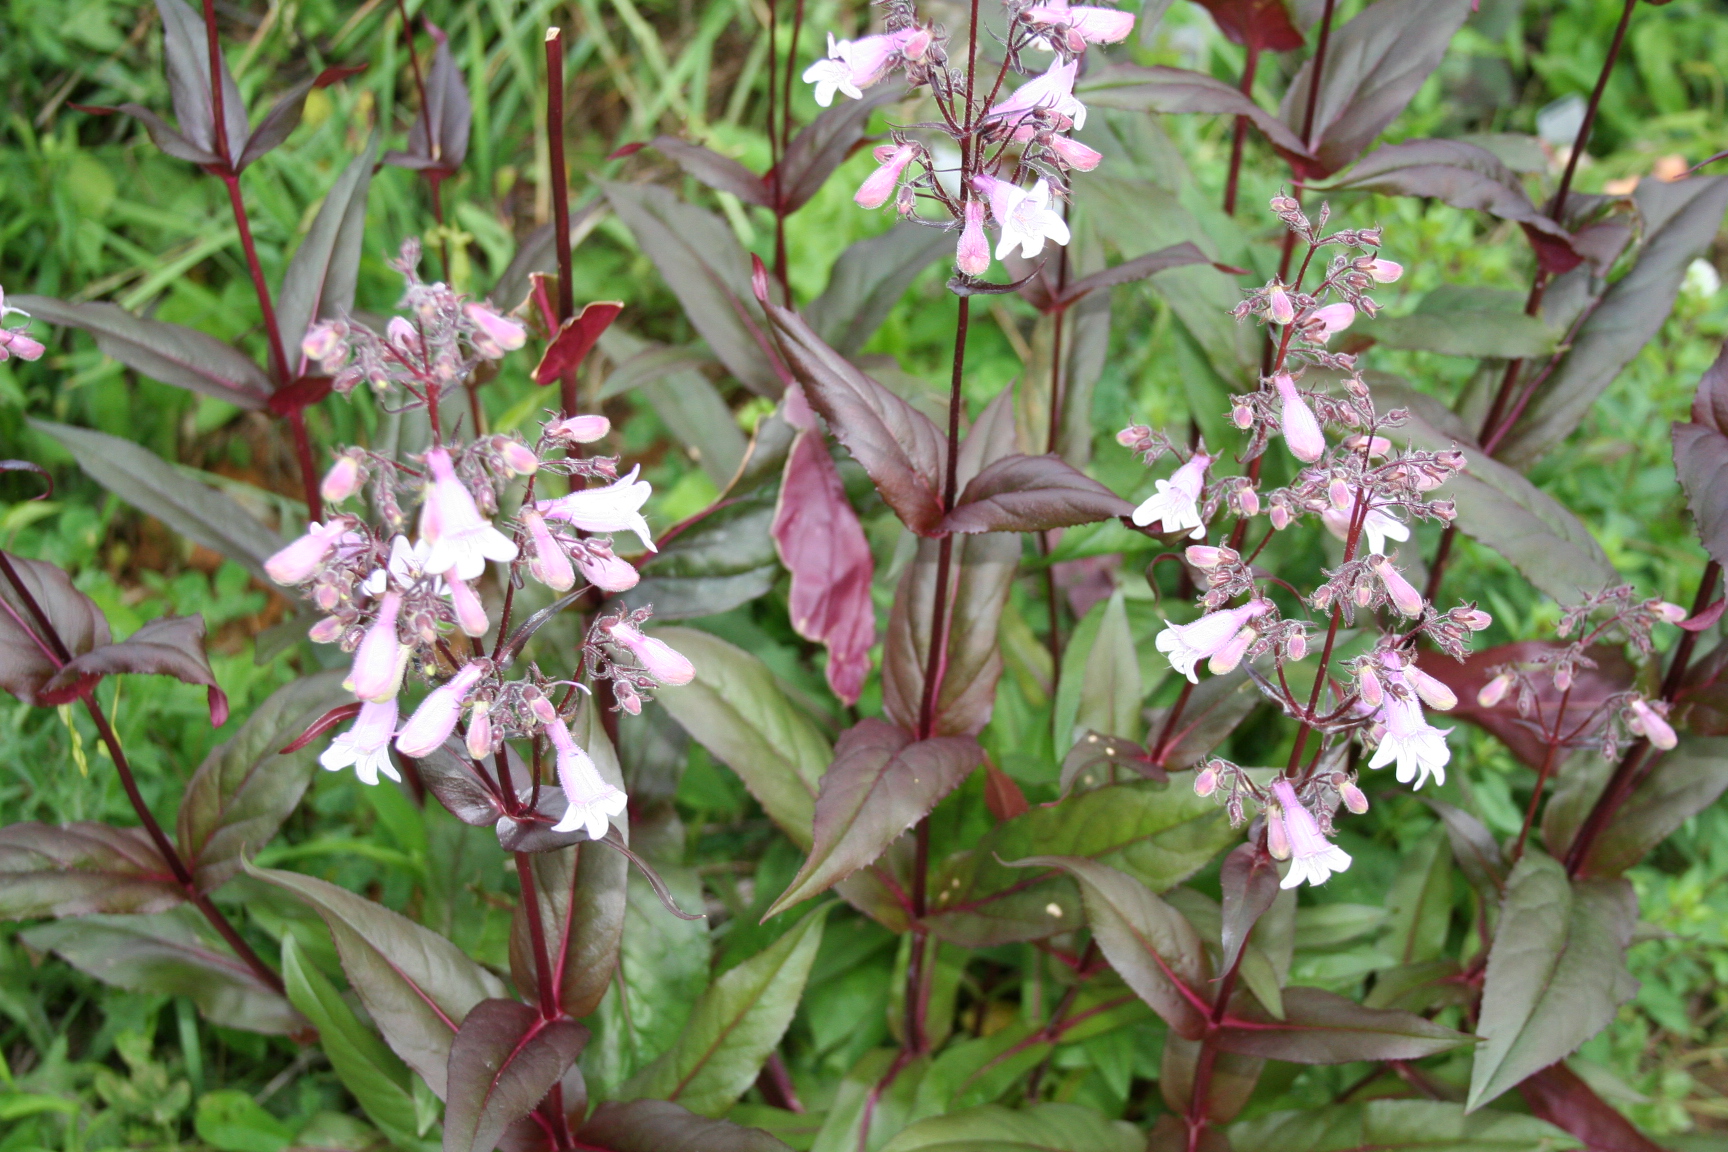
(0, 551, 108, 706)
(1159, 1037, 1263, 1128)
(772, 431, 875, 705)
(649, 136, 771, 207)
(442, 999, 586, 1152)
(1421, 642, 1634, 770)
(1517, 1062, 1665, 1152)
(1689, 341, 1728, 433)
(773, 87, 904, 214)
(1219, 843, 1281, 979)
(0, 822, 184, 918)
(1216, 985, 1472, 1064)
(510, 841, 628, 1018)
(1144, 667, 1259, 770)
(489, 200, 608, 314)
(73, 101, 218, 164)
(1278, 0, 1476, 178)
(577, 1100, 792, 1152)
(276, 137, 379, 374)
(155, 0, 247, 165)
(1425, 798, 1506, 896)
(1059, 731, 1168, 795)
(412, 738, 510, 827)
(1053, 242, 1211, 309)
(532, 301, 624, 385)
(1078, 64, 1310, 158)
(805, 227, 952, 357)
(40, 615, 226, 724)
(1573, 736, 1728, 879)
(237, 65, 365, 170)
(1674, 421, 1728, 570)
(984, 759, 1030, 820)
(14, 296, 271, 406)
(1192, 0, 1304, 51)
(0, 460, 52, 500)
(383, 21, 471, 175)
(766, 721, 982, 917)
(940, 453, 1134, 534)
(755, 270, 947, 535)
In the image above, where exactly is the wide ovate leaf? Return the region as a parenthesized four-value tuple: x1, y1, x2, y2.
(0, 549, 110, 704)
(805, 228, 952, 357)
(768, 722, 982, 917)
(40, 615, 226, 724)
(926, 782, 1236, 947)
(443, 999, 586, 1152)
(940, 454, 1134, 535)
(1012, 856, 1209, 1038)
(510, 841, 628, 1019)
(1215, 986, 1473, 1064)
(1573, 736, 1728, 878)
(617, 904, 826, 1116)
(1277, 0, 1475, 177)
(619, 491, 778, 620)
(31, 420, 285, 586)
(1468, 852, 1639, 1110)
(878, 1103, 1141, 1152)
(1079, 65, 1309, 156)
(577, 1100, 791, 1152)
(602, 181, 784, 396)
(1229, 1100, 1582, 1151)
(413, 738, 511, 827)
(774, 87, 904, 214)
(14, 297, 271, 407)
(247, 863, 509, 1097)
(1497, 176, 1728, 469)
(383, 21, 471, 174)
(1517, 1062, 1663, 1152)
(773, 431, 876, 704)
(1673, 421, 1728, 569)
(1690, 339, 1728, 432)
(1420, 642, 1633, 769)
(649, 628, 831, 848)
(21, 906, 300, 1033)
(0, 822, 183, 918)
(276, 137, 379, 373)
(650, 136, 771, 206)
(757, 291, 946, 535)
(178, 670, 351, 892)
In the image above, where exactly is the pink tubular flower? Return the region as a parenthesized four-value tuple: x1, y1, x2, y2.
(1358, 666, 1383, 708)
(320, 699, 400, 786)
(1401, 661, 1458, 711)
(1266, 284, 1295, 326)
(1266, 806, 1290, 860)
(346, 591, 409, 702)
(419, 448, 519, 579)
(521, 508, 575, 592)
(1272, 779, 1352, 889)
(465, 302, 527, 358)
(606, 620, 695, 686)
(1369, 689, 1451, 789)
(536, 465, 655, 552)
(1044, 133, 1102, 171)
(1478, 673, 1512, 708)
(1652, 600, 1689, 624)
(1273, 374, 1326, 463)
(493, 437, 539, 476)
(1371, 557, 1425, 617)
(1209, 627, 1256, 675)
(547, 719, 629, 840)
(1321, 502, 1409, 557)
(973, 174, 1070, 260)
(856, 144, 917, 209)
(1627, 698, 1678, 750)
(956, 201, 991, 276)
(466, 701, 493, 759)
(1365, 259, 1403, 283)
(265, 520, 354, 585)
(803, 29, 928, 107)
(987, 57, 1086, 130)
(574, 540, 640, 593)
(547, 414, 611, 443)
(1156, 599, 1273, 684)
(1133, 452, 1212, 538)
(0, 287, 44, 362)
(447, 575, 490, 637)
(1308, 302, 1355, 340)
(395, 662, 488, 757)
(321, 455, 365, 504)
(1023, 0, 1136, 50)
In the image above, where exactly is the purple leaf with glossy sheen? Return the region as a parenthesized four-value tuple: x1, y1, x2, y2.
(411, 738, 511, 827)
(40, 615, 226, 724)
(1079, 64, 1310, 158)
(1573, 736, 1728, 880)
(940, 454, 1134, 535)
(510, 841, 628, 1019)
(766, 721, 982, 917)
(0, 550, 109, 706)
(384, 21, 471, 175)
(805, 227, 953, 357)
(0, 822, 184, 918)
(773, 431, 875, 705)
(1690, 341, 1728, 433)
(773, 86, 904, 213)
(577, 1100, 792, 1152)
(1216, 985, 1473, 1064)
(442, 999, 586, 1152)
(1421, 641, 1634, 770)
(237, 65, 366, 171)
(650, 136, 771, 207)
(1053, 243, 1211, 309)
(1194, 0, 1305, 51)
(1219, 843, 1281, 979)
(1425, 798, 1506, 896)
(1518, 1062, 1665, 1152)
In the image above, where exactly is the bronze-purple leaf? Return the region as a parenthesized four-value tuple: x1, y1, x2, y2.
(1421, 641, 1634, 769)
(650, 136, 772, 207)
(40, 615, 227, 725)
(577, 1099, 792, 1152)
(0, 550, 110, 706)
(0, 822, 185, 919)
(1517, 1061, 1665, 1152)
(1215, 985, 1472, 1064)
(442, 999, 587, 1152)
(1674, 386, 1728, 569)
(510, 842, 628, 1019)
(940, 454, 1135, 535)
(1219, 843, 1281, 979)
(1052, 242, 1211, 310)
(773, 86, 904, 214)
(412, 737, 512, 828)
(1193, 0, 1305, 52)
(532, 302, 624, 385)
(1080, 64, 1310, 157)
(154, 0, 248, 165)
(383, 20, 472, 177)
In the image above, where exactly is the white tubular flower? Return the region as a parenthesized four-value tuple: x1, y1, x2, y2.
(320, 699, 401, 786)
(536, 465, 656, 552)
(1272, 779, 1352, 889)
(1132, 452, 1212, 538)
(802, 29, 930, 107)
(547, 719, 629, 840)
(1368, 689, 1452, 790)
(973, 174, 1071, 261)
(419, 448, 519, 580)
(1321, 503, 1410, 558)
(1155, 599, 1272, 684)
(987, 57, 1086, 129)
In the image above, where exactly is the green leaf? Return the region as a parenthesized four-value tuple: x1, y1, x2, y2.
(1072, 591, 1143, 748)
(0, 822, 184, 919)
(510, 840, 628, 1019)
(601, 327, 747, 488)
(618, 904, 827, 1116)
(810, 1048, 929, 1152)
(281, 933, 426, 1150)
(1365, 309, 1559, 360)
(1230, 1099, 1582, 1150)
(1379, 826, 1453, 966)
(618, 492, 777, 621)
(442, 999, 586, 1152)
(245, 862, 509, 1097)
(1078, 64, 1309, 157)
(650, 628, 832, 848)
(768, 723, 982, 918)
(1161, 1033, 1264, 1127)
(1575, 736, 1728, 878)
(578, 1099, 793, 1152)
(275, 137, 378, 368)
(1468, 852, 1639, 1110)
(193, 1089, 295, 1152)
(879, 1103, 1141, 1152)
(915, 1023, 1051, 1115)
(177, 670, 351, 892)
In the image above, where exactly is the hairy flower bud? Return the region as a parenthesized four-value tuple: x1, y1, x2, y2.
(547, 414, 611, 443)
(1194, 763, 1219, 797)
(1365, 258, 1403, 283)
(1627, 698, 1677, 749)
(607, 620, 695, 685)
(397, 663, 489, 758)
(321, 454, 366, 504)
(956, 200, 990, 276)
(465, 302, 527, 358)
(1273, 374, 1326, 463)
(1266, 284, 1295, 326)
(1372, 557, 1425, 617)
(1266, 807, 1290, 860)
(346, 591, 409, 702)
(1477, 673, 1512, 708)
(466, 701, 494, 760)
(1231, 401, 1254, 430)
(1186, 545, 1226, 569)
(447, 575, 490, 637)
(1358, 666, 1383, 708)
(1340, 779, 1370, 814)
(492, 435, 540, 476)
(856, 144, 918, 209)
(1653, 600, 1689, 624)
(309, 616, 346, 644)
(1403, 662, 1458, 711)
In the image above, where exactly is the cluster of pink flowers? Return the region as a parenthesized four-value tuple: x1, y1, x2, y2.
(265, 244, 694, 840)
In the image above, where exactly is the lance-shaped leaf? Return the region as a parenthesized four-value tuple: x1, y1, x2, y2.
(940, 454, 1134, 535)
(650, 136, 771, 206)
(773, 431, 876, 705)
(14, 297, 271, 407)
(1278, 0, 1475, 178)
(510, 841, 628, 1019)
(649, 628, 831, 848)
(0, 550, 109, 705)
(178, 670, 351, 892)
(21, 907, 300, 1033)
(1690, 338, 1728, 432)
(1193, 0, 1304, 52)
(1426, 798, 1506, 896)
(246, 862, 509, 1097)
(1380, 827, 1454, 966)
(768, 722, 981, 918)
(1468, 852, 1639, 1110)
(1215, 986, 1472, 1064)
(282, 933, 424, 1150)
(577, 1100, 792, 1152)
(774, 86, 904, 214)
(1050, 242, 1211, 311)
(1517, 1062, 1662, 1152)
(412, 738, 511, 827)
(154, 0, 248, 165)
(276, 137, 379, 372)
(600, 326, 747, 489)
(1229, 1100, 1582, 1151)
(236, 65, 368, 171)
(1220, 843, 1282, 980)
(1071, 592, 1142, 746)
(443, 999, 586, 1152)
(806, 227, 952, 357)
(1674, 419, 1728, 570)
(757, 284, 946, 535)
(603, 181, 784, 396)
(1420, 641, 1633, 769)
(31, 420, 285, 585)
(1572, 736, 1728, 879)
(534, 301, 624, 385)
(1497, 176, 1728, 469)
(1145, 666, 1260, 770)
(617, 904, 826, 1116)
(879, 1103, 1142, 1152)
(384, 20, 471, 174)
(39, 615, 225, 724)
(1079, 65, 1309, 157)
(0, 822, 184, 918)
(1009, 856, 1210, 1039)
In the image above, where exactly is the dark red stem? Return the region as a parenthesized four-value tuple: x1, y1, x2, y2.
(1223, 45, 1260, 217)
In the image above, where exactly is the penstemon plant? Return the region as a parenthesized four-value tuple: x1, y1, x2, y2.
(5, 0, 1728, 1150)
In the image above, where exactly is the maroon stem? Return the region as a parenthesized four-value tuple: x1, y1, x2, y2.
(1511, 687, 1572, 863)
(545, 29, 580, 420)
(514, 853, 560, 1018)
(1223, 45, 1260, 217)
(1298, 0, 1336, 147)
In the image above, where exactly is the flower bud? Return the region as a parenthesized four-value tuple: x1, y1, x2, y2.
(1270, 504, 1291, 530)
(266, 520, 351, 586)
(1627, 698, 1677, 750)
(1653, 600, 1689, 624)
(1341, 779, 1370, 814)
(574, 541, 640, 593)
(547, 414, 612, 443)
(1266, 808, 1291, 860)
(1457, 608, 1493, 631)
(1404, 663, 1458, 711)
(522, 508, 576, 592)
(1358, 666, 1383, 708)
(386, 315, 419, 353)
(1266, 284, 1295, 326)
(466, 701, 493, 759)
(1273, 374, 1326, 463)
(1238, 487, 1260, 516)
(321, 454, 365, 504)
(1329, 477, 1353, 510)
(614, 679, 643, 715)
(1372, 557, 1425, 617)
(492, 435, 540, 476)
(301, 321, 347, 366)
(447, 576, 490, 637)
(346, 592, 409, 702)
(606, 620, 695, 685)
(465, 302, 527, 358)
(1186, 545, 1226, 569)
(1117, 424, 1150, 447)
(1194, 764, 1219, 797)
(1478, 673, 1512, 708)
(309, 616, 345, 644)
(1366, 258, 1403, 283)
(956, 201, 990, 276)
(855, 144, 917, 209)
(1554, 665, 1573, 692)
(396, 662, 488, 758)
(1231, 401, 1254, 430)
(1309, 302, 1355, 338)
(525, 688, 560, 726)
(1343, 434, 1392, 457)
(1286, 629, 1306, 660)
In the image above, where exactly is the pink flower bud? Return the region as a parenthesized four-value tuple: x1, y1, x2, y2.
(1477, 673, 1512, 708)
(309, 616, 345, 644)
(1231, 402, 1254, 430)
(1343, 434, 1392, 457)
(574, 542, 640, 593)
(466, 701, 494, 759)
(1116, 424, 1149, 447)
(1045, 134, 1102, 171)
(1266, 284, 1295, 326)
(1341, 779, 1369, 814)
(321, 455, 365, 504)
(1238, 487, 1260, 516)
(1286, 629, 1306, 660)
(0, 327, 44, 362)
(1266, 807, 1291, 860)
(1404, 663, 1458, 711)
(396, 663, 488, 757)
(1372, 557, 1425, 617)
(526, 689, 560, 727)
(1653, 601, 1689, 624)
(1555, 665, 1573, 692)
(1309, 302, 1355, 339)
(956, 200, 990, 276)
(1329, 478, 1353, 510)
(1208, 626, 1256, 675)
(346, 591, 409, 702)
(606, 620, 695, 685)
(547, 414, 611, 443)
(614, 679, 643, 715)
(1457, 608, 1493, 631)
(465, 302, 527, 358)
(1270, 504, 1291, 530)
(1273, 374, 1326, 463)
(447, 576, 490, 637)
(265, 520, 352, 586)
(1358, 666, 1383, 708)
(855, 144, 917, 209)
(1366, 259, 1403, 283)
(387, 316, 419, 353)
(492, 436, 540, 476)
(520, 508, 575, 592)
(1627, 698, 1677, 750)
(1186, 545, 1226, 569)
(1194, 764, 1219, 797)
(301, 321, 347, 366)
